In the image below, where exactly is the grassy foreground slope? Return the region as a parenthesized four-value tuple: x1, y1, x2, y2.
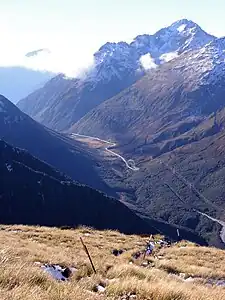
(0, 225, 225, 300)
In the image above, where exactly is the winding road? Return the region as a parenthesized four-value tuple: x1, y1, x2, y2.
(160, 160, 225, 245)
(71, 133, 225, 245)
(197, 211, 225, 244)
(71, 133, 139, 171)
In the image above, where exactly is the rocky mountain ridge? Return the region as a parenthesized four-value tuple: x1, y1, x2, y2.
(18, 19, 216, 131)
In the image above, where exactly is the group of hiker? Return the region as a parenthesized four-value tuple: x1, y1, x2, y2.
(112, 235, 172, 259)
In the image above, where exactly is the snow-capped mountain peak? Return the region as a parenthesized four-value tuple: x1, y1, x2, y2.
(94, 41, 131, 64)
(18, 19, 225, 137)
(169, 19, 198, 31)
(84, 19, 215, 85)
(86, 41, 139, 84)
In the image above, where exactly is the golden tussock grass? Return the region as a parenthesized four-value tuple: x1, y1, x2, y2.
(0, 224, 224, 299)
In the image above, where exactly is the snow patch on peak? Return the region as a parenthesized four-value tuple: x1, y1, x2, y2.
(177, 24, 187, 33)
(160, 52, 179, 63)
(170, 19, 196, 29)
(0, 101, 6, 113)
(63, 19, 215, 85)
(6, 163, 13, 172)
(140, 53, 157, 70)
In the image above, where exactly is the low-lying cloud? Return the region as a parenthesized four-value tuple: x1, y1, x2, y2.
(24, 48, 96, 78)
(140, 53, 158, 70)
(0, 46, 96, 78)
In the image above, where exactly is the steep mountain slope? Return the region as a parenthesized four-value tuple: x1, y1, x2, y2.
(0, 66, 53, 103)
(1, 139, 208, 244)
(0, 95, 112, 193)
(73, 37, 225, 148)
(82, 106, 225, 247)
(71, 38, 225, 247)
(118, 120, 225, 248)
(18, 19, 215, 131)
(0, 139, 158, 234)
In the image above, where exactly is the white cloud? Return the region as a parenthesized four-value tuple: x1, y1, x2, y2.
(0, 43, 96, 78)
(139, 53, 157, 70)
(23, 48, 96, 77)
(0, 24, 96, 78)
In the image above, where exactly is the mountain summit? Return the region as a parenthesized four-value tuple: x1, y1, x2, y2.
(131, 19, 214, 62)
(73, 34, 225, 142)
(18, 19, 215, 132)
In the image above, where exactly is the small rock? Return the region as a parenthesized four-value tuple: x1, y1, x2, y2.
(112, 249, 124, 256)
(70, 267, 78, 273)
(141, 261, 149, 267)
(179, 273, 186, 279)
(61, 267, 72, 278)
(185, 277, 194, 282)
(96, 285, 105, 293)
(121, 292, 137, 299)
(84, 233, 91, 237)
(40, 264, 76, 281)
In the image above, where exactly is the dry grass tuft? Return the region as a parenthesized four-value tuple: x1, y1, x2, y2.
(0, 225, 224, 299)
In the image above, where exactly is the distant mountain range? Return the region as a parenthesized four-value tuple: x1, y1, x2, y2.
(0, 66, 53, 104)
(9, 19, 225, 247)
(73, 36, 225, 145)
(18, 19, 215, 131)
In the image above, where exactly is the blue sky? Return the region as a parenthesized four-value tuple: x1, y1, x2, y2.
(0, 0, 224, 75)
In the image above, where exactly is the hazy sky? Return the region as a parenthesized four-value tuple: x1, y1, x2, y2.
(1, 0, 224, 75)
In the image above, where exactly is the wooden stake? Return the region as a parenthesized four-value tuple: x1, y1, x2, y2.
(80, 237, 96, 274)
(143, 249, 147, 260)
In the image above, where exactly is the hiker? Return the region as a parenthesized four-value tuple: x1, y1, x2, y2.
(146, 241, 155, 255)
(132, 251, 142, 259)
